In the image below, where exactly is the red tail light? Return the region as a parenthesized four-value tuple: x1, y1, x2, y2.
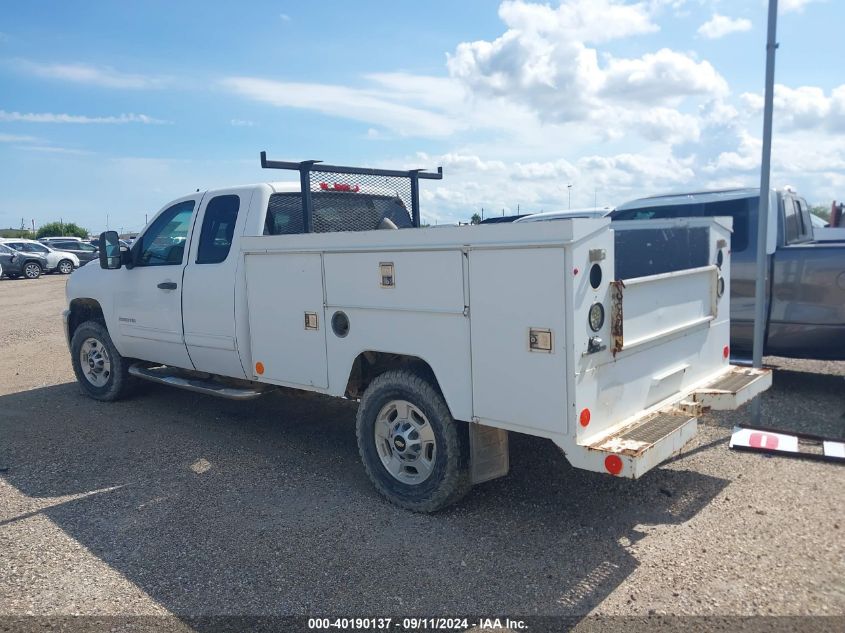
(319, 182, 359, 192)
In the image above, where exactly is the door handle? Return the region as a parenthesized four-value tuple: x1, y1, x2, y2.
(157, 282, 177, 290)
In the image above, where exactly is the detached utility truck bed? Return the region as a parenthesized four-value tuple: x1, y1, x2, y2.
(64, 154, 771, 512)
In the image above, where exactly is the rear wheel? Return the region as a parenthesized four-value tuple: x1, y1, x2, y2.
(356, 369, 471, 512)
(23, 262, 42, 279)
(70, 321, 136, 401)
(58, 259, 74, 274)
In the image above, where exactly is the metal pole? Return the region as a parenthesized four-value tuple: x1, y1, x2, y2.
(751, 0, 778, 421)
(409, 173, 421, 228)
(299, 166, 313, 233)
(567, 185, 572, 209)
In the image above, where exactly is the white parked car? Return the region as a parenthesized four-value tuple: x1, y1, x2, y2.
(0, 238, 80, 274)
(515, 207, 614, 222)
(63, 156, 771, 512)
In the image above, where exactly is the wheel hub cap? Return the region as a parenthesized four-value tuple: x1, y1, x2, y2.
(374, 399, 437, 485)
(79, 338, 111, 387)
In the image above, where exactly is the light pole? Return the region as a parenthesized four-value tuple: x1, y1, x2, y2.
(751, 0, 779, 422)
(567, 184, 573, 209)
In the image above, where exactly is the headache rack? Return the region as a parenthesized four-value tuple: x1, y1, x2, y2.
(260, 151, 443, 232)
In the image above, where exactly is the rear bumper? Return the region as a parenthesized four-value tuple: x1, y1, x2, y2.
(565, 366, 772, 479)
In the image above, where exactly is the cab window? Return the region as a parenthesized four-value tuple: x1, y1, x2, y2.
(783, 197, 802, 244)
(196, 195, 240, 264)
(135, 200, 195, 266)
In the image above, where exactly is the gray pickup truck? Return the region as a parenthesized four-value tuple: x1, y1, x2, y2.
(613, 188, 845, 360)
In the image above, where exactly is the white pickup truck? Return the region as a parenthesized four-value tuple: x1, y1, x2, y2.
(64, 154, 771, 512)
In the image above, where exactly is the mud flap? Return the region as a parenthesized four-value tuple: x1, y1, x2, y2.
(469, 423, 509, 484)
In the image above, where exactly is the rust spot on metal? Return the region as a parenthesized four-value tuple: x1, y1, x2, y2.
(610, 279, 625, 356)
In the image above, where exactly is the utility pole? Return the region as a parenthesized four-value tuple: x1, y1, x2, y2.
(567, 184, 573, 209)
(751, 0, 779, 422)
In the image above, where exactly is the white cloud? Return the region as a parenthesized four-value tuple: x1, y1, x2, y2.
(0, 110, 168, 124)
(601, 48, 729, 104)
(230, 119, 256, 127)
(0, 133, 40, 143)
(447, 1, 727, 123)
(697, 14, 752, 39)
(780, 0, 823, 14)
(741, 84, 845, 132)
(624, 107, 701, 144)
(220, 76, 461, 137)
(280, 13, 291, 21)
(497, 0, 658, 44)
(16, 145, 91, 155)
(14, 60, 167, 89)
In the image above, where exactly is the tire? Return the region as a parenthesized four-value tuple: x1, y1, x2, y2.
(58, 259, 74, 274)
(356, 369, 471, 512)
(23, 261, 42, 279)
(70, 320, 136, 401)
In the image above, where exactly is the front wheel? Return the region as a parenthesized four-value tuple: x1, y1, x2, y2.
(356, 370, 471, 512)
(70, 321, 136, 401)
(57, 259, 74, 274)
(23, 262, 42, 279)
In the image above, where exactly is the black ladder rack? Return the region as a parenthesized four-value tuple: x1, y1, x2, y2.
(260, 151, 443, 230)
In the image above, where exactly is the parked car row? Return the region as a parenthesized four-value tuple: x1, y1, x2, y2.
(0, 236, 100, 280)
(0, 243, 50, 279)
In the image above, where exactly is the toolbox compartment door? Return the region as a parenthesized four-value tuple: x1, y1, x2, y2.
(244, 252, 328, 388)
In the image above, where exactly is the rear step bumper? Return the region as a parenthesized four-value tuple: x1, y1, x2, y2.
(572, 365, 772, 479)
(129, 364, 268, 400)
(692, 366, 771, 410)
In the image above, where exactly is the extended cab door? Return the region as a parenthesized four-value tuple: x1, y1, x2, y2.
(112, 196, 199, 369)
(181, 189, 252, 378)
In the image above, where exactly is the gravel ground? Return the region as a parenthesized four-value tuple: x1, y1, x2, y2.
(0, 274, 843, 623)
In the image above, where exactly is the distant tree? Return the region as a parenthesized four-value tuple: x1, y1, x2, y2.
(0, 228, 34, 238)
(470, 213, 482, 225)
(810, 205, 831, 223)
(36, 221, 89, 239)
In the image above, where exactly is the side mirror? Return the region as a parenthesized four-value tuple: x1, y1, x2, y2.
(98, 231, 122, 269)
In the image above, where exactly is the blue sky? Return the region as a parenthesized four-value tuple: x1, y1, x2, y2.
(1, 0, 843, 232)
